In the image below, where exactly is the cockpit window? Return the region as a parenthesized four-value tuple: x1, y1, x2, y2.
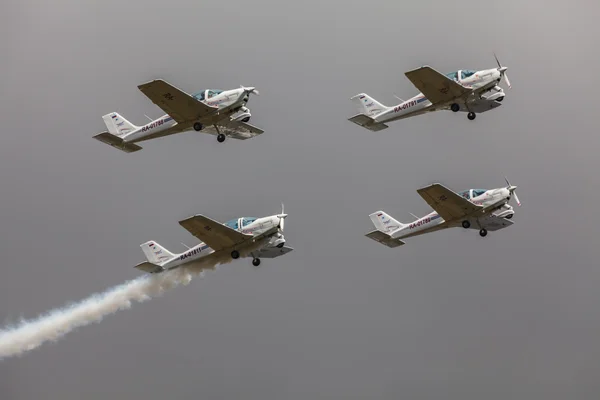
(241, 217, 257, 227)
(458, 190, 470, 199)
(206, 90, 223, 99)
(192, 91, 205, 101)
(445, 71, 458, 81)
(224, 219, 239, 230)
(460, 70, 476, 79)
(472, 189, 487, 197)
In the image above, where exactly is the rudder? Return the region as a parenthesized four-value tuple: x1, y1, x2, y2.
(369, 211, 405, 234)
(102, 113, 138, 137)
(140, 241, 174, 264)
(351, 93, 389, 117)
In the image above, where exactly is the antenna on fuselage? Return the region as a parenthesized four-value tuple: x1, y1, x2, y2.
(181, 242, 192, 250)
(393, 95, 405, 102)
(409, 212, 419, 220)
(144, 114, 154, 122)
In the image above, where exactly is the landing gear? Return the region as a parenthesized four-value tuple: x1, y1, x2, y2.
(217, 133, 226, 143)
(467, 112, 476, 121)
(231, 250, 240, 259)
(241, 117, 250, 123)
(505, 213, 513, 219)
(462, 220, 471, 229)
(450, 103, 460, 112)
(496, 96, 504, 102)
(193, 122, 203, 131)
(277, 242, 284, 248)
(252, 258, 261, 267)
(479, 228, 488, 237)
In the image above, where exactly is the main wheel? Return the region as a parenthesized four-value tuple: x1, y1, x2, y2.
(462, 220, 471, 229)
(479, 229, 488, 237)
(241, 117, 250, 123)
(231, 250, 240, 259)
(217, 133, 226, 143)
(467, 112, 476, 120)
(193, 122, 203, 131)
(450, 103, 460, 112)
(252, 258, 261, 267)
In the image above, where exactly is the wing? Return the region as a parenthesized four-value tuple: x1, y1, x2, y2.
(479, 215, 514, 231)
(405, 66, 471, 105)
(256, 245, 294, 258)
(203, 120, 264, 140)
(417, 184, 482, 222)
(178, 215, 252, 252)
(137, 79, 217, 124)
(365, 230, 406, 248)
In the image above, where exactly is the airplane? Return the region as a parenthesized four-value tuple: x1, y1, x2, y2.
(365, 178, 521, 247)
(348, 55, 511, 131)
(93, 80, 264, 152)
(134, 206, 292, 274)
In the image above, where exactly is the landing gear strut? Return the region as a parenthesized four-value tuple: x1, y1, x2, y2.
(479, 229, 488, 237)
(252, 258, 261, 267)
(215, 125, 226, 143)
(462, 220, 471, 229)
(193, 122, 203, 131)
(231, 250, 240, 259)
(467, 112, 476, 121)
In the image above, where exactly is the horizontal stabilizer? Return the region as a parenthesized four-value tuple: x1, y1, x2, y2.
(365, 230, 405, 248)
(93, 132, 143, 153)
(134, 261, 165, 274)
(348, 114, 388, 131)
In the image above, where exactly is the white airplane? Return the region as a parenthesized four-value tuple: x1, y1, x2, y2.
(93, 80, 263, 152)
(348, 55, 511, 131)
(365, 178, 521, 247)
(135, 206, 292, 273)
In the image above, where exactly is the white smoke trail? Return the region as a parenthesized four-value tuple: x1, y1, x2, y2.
(0, 240, 268, 360)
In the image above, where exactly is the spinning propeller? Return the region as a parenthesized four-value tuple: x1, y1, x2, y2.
(494, 53, 512, 89)
(504, 177, 521, 206)
(240, 85, 260, 96)
(277, 203, 287, 231)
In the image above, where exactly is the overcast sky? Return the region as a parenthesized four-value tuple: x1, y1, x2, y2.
(1, 0, 600, 399)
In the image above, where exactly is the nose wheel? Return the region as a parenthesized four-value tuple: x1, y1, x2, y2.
(252, 258, 261, 267)
(467, 112, 476, 120)
(479, 229, 488, 237)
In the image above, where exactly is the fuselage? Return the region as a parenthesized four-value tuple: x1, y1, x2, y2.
(160, 215, 284, 270)
(391, 187, 513, 239)
(123, 87, 251, 143)
(376, 68, 504, 123)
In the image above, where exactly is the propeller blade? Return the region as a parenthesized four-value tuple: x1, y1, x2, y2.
(513, 191, 521, 207)
(503, 72, 512, 89)
(505, 176, 511, 187)
(494, 52, 502, 69)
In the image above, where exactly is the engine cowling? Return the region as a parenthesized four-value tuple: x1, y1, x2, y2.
(231, 107, 251, 122)
(492, 204, 514, 219)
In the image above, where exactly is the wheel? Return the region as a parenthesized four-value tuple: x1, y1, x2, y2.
(450, 103, 460, 112)
(277, 242, 284, 248)
(462, 220, 471, 229)
(479, 229, 488, 237)
(217, 133, 226, 143)
(241, 117, 250, 123)
(467, 112, 476, 120)
(505, 214, 513, 219)
(231, 250, 240, 259)
(193, 122, 203, 131)
(252, 258, 261, 267)
(496, 96, 504, 102)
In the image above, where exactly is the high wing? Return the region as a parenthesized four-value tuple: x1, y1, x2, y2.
(137, 79, 217, 124)
(416, 184, 482, 222)
(178, 215, 252, 252)
(204, 119, 264, 140)
(256, 245, 294, 258)
(405, 66, 471, 105)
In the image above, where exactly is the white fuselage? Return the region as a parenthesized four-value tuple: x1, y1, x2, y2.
(123, 88, 251, 143)
(375, 68, 504, 123)
(160, 215, 284, 270)
(391, 187, 513, 239)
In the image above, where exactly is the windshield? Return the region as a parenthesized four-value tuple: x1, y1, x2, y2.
(445, 71, 458, 81)
(241, 217, 257, 227)
(192, 90, 205, 101)
(206, 90, 223, 99)
(224, 219, 239, 230)
(472, 189, 487, 198)
(460, 70, 476, 79)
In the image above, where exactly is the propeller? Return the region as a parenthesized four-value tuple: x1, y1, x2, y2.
(494, 53, 511, 89)
(276, 203, 287, 231)
(504, 177, 521, 206)
(240, 85, 260, 96)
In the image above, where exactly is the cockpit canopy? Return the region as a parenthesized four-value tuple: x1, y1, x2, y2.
(458, 189, 487, 199)
(192, 89, 224, 101)
(445, 70, 477, 81)
(224, 217, 257, 231)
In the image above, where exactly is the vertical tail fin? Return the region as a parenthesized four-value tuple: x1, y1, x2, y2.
(102, 113, 139, 137)
(369, 211, 405, 234)
(351, 93, 389, 117)
(140, 241, 175, 265)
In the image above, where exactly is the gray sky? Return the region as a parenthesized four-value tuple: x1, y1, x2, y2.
(1, 0, 600, 398)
